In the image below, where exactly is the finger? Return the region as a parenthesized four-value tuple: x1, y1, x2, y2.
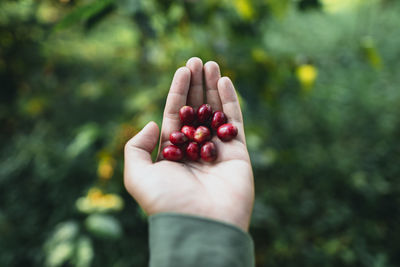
(124, 121, 159, 169)
(186, 57, 204, 108)
(204, 61, 222, 111)
(160, 67, 191, 145)
(217, 77, 246, 144)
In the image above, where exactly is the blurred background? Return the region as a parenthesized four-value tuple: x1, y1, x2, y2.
(1, 0, 400, 266)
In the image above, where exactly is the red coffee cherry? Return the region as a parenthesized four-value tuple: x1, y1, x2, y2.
(169, 131, 188, 145)
(197, 104, 213, 124)
(181, 125, 196, 141)
(217, 123, 238, 141)
(186, 142, 200, 161)
(162, 145, 183, 161)
(194, 126, 211, 144)
(179, 106, 196, 125)
(200, 141, 217, 162)
(211, 111, 227, 130)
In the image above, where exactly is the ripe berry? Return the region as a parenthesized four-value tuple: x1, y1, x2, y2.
(200, 141, 217, 162)
(186, 142, 200, 161)
(197, 104, 213, 124)
(194, 126, 211, 144)
(211, 111, 227, 130)
(169, 131, 188, 145)
(217, 123, 238, 141)
(181, 125, 196, 141)
(162, 145, 183, 161)
(179, 106, 196, 125)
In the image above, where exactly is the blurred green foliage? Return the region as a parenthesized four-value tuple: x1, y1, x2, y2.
(1, 0, 400, 266)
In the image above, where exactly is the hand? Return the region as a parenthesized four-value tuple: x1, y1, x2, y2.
(124, 58, 254, 231)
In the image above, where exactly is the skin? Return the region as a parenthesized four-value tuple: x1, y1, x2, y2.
(124, 58, 254, 231)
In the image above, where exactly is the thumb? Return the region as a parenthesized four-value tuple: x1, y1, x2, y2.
(124, 121, 159, 168)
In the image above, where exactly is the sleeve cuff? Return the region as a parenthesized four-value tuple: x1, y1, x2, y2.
(149, 213, 255, 267)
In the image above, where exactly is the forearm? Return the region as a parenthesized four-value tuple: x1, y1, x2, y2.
(149, 213, 255, 267)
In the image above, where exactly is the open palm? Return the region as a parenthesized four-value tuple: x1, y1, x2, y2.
(124, 58, 254, 231)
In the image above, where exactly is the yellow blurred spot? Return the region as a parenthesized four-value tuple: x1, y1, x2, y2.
(88, 188, 103, 202)
(234, 0, 254, 21)
(251, 48, 269, 64)
(76, 187, 124, 213)
(102, 194, 120, 208)
(296, 64, 317, 92)
(36, 2, 60, 23)
(25, 97, 46, 116)
(361, 36, 382, 69)
(97, 156, 115, 180)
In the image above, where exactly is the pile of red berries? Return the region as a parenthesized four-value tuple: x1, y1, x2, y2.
(162, 104, 238, 162)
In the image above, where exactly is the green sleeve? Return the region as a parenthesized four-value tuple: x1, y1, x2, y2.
(149, 213, 255, 267)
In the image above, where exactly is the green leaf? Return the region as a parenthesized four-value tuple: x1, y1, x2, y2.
(74, 236, 94, 267)
(54, 0, 115, 31)
(85, 214, 122, 239)
(43, 221, 80, 267)
(45, 242, 75, 267)
(66, 123, 100, 158)
(44, 221, 79, 251)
